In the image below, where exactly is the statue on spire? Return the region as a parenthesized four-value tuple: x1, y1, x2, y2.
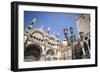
(25, 18, 36, 32)
(47, 27, 50, 33)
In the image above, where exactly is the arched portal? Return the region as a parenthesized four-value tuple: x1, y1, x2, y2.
(24, 44, 42, 61)
(46, 49, 55, 56)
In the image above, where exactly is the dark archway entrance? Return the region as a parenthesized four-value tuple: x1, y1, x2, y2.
(46, 49, 55, 56)
(24, 44, 42, 61)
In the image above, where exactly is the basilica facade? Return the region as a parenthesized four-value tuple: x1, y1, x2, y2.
(24, 25, 72, 62)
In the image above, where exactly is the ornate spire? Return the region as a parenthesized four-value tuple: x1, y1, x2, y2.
(41, 25, 43, 30)
(25, 18, 36, 32)
(30, 18, 36, 25)
(57, 32, 59, 38)
(53, 32, 55, 36)
(47, 27, 50, 33)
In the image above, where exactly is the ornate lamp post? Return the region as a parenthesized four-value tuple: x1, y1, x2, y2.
(63, 27, 68, 60)
(63, 27, 68, 41)
(70, 27, 76, 59)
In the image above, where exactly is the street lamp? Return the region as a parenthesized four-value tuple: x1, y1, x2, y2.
(70, 27, 76, 59)
(63, 27, 68, 60)
(63, 27, 68, 41)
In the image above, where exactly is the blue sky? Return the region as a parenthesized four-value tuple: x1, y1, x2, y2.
(24, 11, 80, 41)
